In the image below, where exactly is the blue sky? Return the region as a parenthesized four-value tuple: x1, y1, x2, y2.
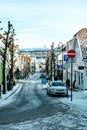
(0, 0, 87, 49)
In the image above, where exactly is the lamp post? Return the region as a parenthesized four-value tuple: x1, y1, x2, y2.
(46, 53, 49, 75)
(58, 42, 63, 81)
(51, 44, 53, 81)
(50, 42, 55, 81)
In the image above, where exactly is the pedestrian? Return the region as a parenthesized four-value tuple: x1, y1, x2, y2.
(66, 79, 70, 89)
(54, 75, 58, 81)
(46, 74, 49, 82)
(73, 79, 76, 89)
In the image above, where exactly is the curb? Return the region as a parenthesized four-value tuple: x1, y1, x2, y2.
(4, 83, 23, 100)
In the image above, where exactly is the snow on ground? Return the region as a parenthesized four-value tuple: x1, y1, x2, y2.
(0, 77, 87, 130)
(41, 84, 87, 115)
(0, 79, 87, 129)
(0, 82, 23, 107)
(1, 80, 87, 112)
(61, 90, 87, 109)
(2, 113, 80, 130)
(60, 89, 87, 116)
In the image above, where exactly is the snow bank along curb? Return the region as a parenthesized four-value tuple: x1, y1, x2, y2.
(0, 80, 24, 101)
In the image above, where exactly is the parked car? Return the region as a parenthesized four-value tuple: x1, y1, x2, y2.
(40, 73, 46, 78)
(47, 81, 67, 96)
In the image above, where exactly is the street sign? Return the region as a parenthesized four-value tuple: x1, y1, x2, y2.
(68, 49, 76, 58)
(69, 58, 76, 63)
(64, 55, 69, 61)
(63, 63, 70, 68)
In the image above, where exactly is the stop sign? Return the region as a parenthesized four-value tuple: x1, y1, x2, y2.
(68, 49, 76, 58)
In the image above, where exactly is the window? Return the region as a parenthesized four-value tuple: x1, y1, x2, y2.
(52, 81, 65, 86)
(81, 73, 83, 84)
(78, 72, 80, 85)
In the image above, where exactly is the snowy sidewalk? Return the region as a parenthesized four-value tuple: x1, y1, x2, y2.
(41, 83, 87, 112)
(0, 80, 23, 107)
(59, 89, 87, 113)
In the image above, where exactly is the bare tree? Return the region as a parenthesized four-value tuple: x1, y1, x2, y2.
(0, 21, 13, 94)
(8, 29, 17, 90)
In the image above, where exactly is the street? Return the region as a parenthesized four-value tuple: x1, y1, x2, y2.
(0, 77, 87, 130)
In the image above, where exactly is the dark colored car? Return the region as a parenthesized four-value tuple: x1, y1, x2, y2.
(40, 73, 46, 78)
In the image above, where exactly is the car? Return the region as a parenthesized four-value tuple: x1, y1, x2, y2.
(47, 81, 67, 96)
(40, 73, 46, 78)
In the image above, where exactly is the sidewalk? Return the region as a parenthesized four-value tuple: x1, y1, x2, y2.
(0, 80, 23, 107)
(69, 89, 87, 106)
(41, 83, 87, 113)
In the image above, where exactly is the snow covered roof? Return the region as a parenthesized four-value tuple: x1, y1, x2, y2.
(20, 48, 50, 52)
(74, 28, 87, 59)
(67, 28, 87, 59)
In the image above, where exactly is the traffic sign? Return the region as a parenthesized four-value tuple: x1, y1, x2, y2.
(63, 63, 70, 68)
(68, 49, 76, 58)
(64, 55, 69, 61)
(69, 58, 76, 63)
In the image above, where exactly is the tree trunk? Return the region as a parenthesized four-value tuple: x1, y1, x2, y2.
(2, 60, 6, 94)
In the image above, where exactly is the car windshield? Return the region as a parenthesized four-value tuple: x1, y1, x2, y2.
(52, 82, 65, 86)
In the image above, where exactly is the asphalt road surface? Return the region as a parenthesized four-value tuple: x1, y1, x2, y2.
(0, 78, 87, 130)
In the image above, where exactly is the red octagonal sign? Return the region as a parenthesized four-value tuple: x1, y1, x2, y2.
(68, 49, 76, 58)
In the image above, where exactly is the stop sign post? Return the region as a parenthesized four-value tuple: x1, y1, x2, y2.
(67, 49, 76, 101)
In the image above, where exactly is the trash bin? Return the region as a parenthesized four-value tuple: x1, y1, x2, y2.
(41, 78, 47, 85)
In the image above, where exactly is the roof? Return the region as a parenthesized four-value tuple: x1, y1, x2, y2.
(66, 28, 87, 59)
(67, 39, 73, 44)
(0, 33, 5, 40)
(66, 39, 73, 50)
(74, 28, 87, 59)
(20, 48, 49, 52)
(13, 45, 19, 49)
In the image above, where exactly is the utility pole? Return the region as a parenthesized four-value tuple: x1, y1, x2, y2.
(62, 44, 63, 81)
(58, 42, 63, 81)
(51, 42, 54, 81)
(51, 45, 52, 81)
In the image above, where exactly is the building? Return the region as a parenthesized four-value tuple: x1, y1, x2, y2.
(65, 28, 87, 90)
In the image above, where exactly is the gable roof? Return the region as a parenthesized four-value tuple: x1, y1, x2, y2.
(74, 28, 87, 59)
(66, 39, 73, 50)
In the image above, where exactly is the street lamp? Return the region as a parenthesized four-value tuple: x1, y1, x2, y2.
(58, 42, 64, 81)
(50, 42, 55, 81)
